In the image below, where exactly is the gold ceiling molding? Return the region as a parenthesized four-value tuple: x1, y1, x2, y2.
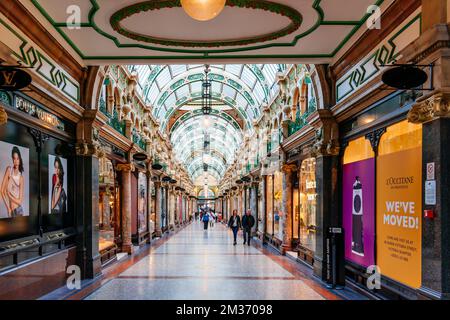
(408, 92, 450, 123)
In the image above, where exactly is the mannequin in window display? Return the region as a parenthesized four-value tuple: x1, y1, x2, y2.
(352, 176, 364, 256)
(138, 188, 146, 232)
(50, 156, 67, 214)
(1, 146, 25, 217)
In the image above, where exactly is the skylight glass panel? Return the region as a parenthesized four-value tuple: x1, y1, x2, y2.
(224, 64, 242, 77)
(170, 65, 187, 77)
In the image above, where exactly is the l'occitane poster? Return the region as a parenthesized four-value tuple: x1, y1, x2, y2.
(376, 121, 422, 289)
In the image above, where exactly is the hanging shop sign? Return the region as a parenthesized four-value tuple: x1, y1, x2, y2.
(0, 66, 32, 91)
(377, 135, 422, 289)
(14, 95, 65, 131)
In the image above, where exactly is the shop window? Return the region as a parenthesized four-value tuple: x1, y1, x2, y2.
(342, 137, 375, 268)
(98, 157, 118, 253)
(265, 175, 273, 235)
(376, 120, 422, 289)
(273, 171, 283, 240)
(299, 158, 317, 252)
(293, 185, 299, 239)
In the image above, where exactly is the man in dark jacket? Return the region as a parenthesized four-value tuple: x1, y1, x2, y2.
(242, 209, 255, 246)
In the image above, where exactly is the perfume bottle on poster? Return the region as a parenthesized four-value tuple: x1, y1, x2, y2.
(352, 176, 364, 256)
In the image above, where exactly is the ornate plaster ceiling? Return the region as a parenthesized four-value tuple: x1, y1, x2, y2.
(25, 0, 386, 64)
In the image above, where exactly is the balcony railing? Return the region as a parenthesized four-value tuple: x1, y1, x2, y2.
(288, 98, 317, 137)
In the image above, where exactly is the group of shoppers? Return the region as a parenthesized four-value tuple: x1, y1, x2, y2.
(201, 210, 217, 230)
(227, 209, 255, 246)
(198, 208, 255, 246)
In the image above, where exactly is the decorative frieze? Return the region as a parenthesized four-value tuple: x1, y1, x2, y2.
(408, 92, 450, 123)
(0, 15, 80, 103)
(336, 12, 421, 102)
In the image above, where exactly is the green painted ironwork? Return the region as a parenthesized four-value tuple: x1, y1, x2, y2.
(287, 97, 317, 137)
(108, 108, 126, 136)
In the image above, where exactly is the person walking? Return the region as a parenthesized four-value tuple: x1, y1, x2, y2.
(202, 211, 209, 230)
(227, 209, 241, 246)
(242, 209, 255, 246)
(209, 211, 215, 228)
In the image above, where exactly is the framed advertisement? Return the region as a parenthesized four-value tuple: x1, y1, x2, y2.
(0, 141, 29, 219)
(48, 155, 68, 215)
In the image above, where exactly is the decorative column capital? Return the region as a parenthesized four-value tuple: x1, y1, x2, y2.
(408, 92, 450, 124)
(0, 106, 8, 125)
(282, 164, 297, 174)
(76, 141, 105, 158)
(116, 163, 135, 172)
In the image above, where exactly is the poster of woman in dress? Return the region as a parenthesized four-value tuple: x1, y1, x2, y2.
(48, 155, 68, 214)
(138, 172, 147, 233)
(0, 141, 29, 219)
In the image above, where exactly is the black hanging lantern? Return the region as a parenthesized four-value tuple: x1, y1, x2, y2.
(202, 65, 212, 115)
(133, 152, 148, 162)
(381, 65, 428, 90)
(152, 161, 162, 170)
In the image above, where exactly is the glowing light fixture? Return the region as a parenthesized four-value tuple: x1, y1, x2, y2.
(181, 0, 226, 22)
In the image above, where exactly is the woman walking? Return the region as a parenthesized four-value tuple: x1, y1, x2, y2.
(227, 210, 241, 246)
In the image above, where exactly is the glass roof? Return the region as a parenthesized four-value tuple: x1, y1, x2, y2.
(170, 115, 243, 181)
(128, 64, 286, 184)
(128, 64, 284, 128)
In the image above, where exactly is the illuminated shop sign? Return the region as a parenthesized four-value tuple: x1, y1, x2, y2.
(14, 96, 65, 131)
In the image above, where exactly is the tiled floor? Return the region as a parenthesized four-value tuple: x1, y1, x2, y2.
(83, 222, 360, 300)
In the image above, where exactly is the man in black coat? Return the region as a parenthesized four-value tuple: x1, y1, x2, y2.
(242, 209, 255, 246)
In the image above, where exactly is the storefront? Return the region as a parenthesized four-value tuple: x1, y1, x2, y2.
(150, 181, 157, 236)
(264, 169, 284, 247)
(131, 165, 150, 246)
(291, 157, 317, 265)
(0, 91, 77, 298)
(98, 155, 120, 265)
(341, 92, 423, 298)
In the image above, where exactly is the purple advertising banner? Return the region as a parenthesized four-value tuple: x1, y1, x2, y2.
(343, 158, 375, 267)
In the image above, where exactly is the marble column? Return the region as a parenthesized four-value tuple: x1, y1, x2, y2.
(281, 164, 297, 254)
(75, 143, 102, 279)
(403, 2, 450, 297)
(258, 179, 266, 239)
(313, 154, 339, 280)
(154, 181, 162, 237)
(169, 188, 175, 229)
(146, 169, 152, 243)
(250, 183, 258, 235)
(116, 163, 135, 254)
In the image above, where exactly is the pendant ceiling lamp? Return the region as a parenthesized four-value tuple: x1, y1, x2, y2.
(181, 0, 226, 21)
(202, 64, 212, 115)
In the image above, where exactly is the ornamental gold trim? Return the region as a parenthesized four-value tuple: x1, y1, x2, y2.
(408, 92, 450, 124)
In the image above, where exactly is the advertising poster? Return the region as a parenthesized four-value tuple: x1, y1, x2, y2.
(377, 147, 422, 288)
(137, 172, 147, 233)
(343, 157, 375, 267)
(0, 141, 29, 219)
(48, 155, 68, 214)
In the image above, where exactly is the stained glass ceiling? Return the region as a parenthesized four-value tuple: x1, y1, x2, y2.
(128, 64, 286, 185)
